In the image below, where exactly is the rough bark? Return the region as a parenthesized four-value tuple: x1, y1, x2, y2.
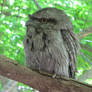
(0, 55, 92, 92)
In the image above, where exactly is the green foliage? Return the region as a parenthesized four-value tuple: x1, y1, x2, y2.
(0, 80, 2, 90)
(85, 78, 92, 85)
(17, 83, 34, 92)
(0, 0, 92, 91)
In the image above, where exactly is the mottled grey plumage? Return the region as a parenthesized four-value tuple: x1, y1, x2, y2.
(23, 8, 80, 78)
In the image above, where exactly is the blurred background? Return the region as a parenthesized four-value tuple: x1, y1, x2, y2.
(0, 0, 92, 92)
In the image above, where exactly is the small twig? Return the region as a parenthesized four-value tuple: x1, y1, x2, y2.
(77, 29, 92, 39)
(33, 0, 41, 9)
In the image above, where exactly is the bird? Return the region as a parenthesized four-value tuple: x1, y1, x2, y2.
(23, 8, 80, 78)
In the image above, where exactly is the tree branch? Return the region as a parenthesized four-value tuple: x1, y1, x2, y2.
(78, 30, 92, 39)
(0, 11, 23, 18)
(0, 55, 92, 92)
(33, 0, 41, 9)
(78, 26, 92, 39)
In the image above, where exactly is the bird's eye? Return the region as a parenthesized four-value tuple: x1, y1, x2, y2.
(39, 18, 47, 23)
